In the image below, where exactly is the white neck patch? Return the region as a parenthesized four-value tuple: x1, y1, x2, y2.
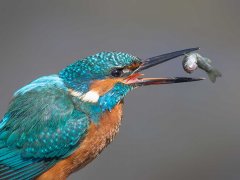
(69, 90, 82, 97)
(70, 89, 100, 103)
(81, 90, 100, 103)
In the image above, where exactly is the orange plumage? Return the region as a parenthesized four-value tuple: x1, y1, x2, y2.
(37, 102, 123, 180)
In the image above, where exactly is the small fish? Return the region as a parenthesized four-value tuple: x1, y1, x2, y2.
(182, 53, 222, 83)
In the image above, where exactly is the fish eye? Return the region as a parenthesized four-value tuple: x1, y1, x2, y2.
(111, 68, 123, 77)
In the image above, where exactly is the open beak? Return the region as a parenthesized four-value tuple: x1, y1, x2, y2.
(126, 47, 204, 86)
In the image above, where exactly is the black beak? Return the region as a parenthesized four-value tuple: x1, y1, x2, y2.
(131, 47, 204, 86)
(136, 47, 200, 72)
(134, 77, 205, 86)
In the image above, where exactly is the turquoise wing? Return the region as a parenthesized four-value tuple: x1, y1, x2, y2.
(0, 76, 89, 180)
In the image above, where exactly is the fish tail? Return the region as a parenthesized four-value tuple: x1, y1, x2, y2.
(207, 68, 222, 83)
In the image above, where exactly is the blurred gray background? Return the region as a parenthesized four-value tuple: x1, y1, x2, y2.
(0, 0, 239, 180)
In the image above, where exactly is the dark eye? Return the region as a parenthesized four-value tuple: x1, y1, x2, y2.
(111, 68, 123, 77)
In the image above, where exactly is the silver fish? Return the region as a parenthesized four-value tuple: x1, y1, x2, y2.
(182, 53, 222, 83)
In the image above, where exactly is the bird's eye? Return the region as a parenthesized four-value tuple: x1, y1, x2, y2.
(111, 68, 123, 77)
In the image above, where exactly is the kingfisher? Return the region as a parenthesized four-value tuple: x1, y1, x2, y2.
(0, 48, 203, 180)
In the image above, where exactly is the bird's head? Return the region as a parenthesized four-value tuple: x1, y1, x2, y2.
(59, 48, 203, 123)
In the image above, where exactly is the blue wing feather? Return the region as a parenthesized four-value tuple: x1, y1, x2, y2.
(0, 75, 90, 179)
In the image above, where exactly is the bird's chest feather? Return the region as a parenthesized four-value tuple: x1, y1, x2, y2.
(37, 102, 123, 180)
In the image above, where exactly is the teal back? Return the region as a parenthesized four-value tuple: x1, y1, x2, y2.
(0, 75, 89, 179)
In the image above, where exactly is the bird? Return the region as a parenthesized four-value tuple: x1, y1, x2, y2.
(0, 48, 203, 180)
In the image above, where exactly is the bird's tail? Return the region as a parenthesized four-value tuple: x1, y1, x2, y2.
(207, 68, 222, 83)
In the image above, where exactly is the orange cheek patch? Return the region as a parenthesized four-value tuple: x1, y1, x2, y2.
(89, 78, 124, 96)
(126, 62, 142, 70)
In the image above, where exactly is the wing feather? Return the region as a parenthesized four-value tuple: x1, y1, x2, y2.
(0, 75, 89, 179)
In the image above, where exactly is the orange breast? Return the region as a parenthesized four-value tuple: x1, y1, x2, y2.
(36, 102, 124, 180)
